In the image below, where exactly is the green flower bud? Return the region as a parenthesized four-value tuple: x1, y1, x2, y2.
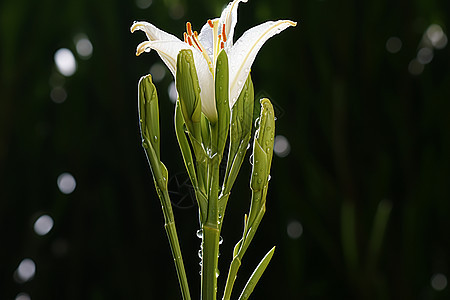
(139, 74, 160, 159)
(176, 49, 202, 142)
(250, 98, 275, 192)
(138, 74, 168, 191)
(222, 74, 254, 194)
(215, 50, 230, 156)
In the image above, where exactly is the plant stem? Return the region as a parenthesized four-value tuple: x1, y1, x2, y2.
(201, 223, 220, 300)
(201, 155, 221, 300)
(161, 189, 191, 300)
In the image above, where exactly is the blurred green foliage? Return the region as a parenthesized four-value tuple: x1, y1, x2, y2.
(1, 0, 449, 299)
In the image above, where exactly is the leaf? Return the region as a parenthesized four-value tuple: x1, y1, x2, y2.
(238, 246, 276, 300)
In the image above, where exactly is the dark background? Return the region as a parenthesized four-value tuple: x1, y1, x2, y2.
(1, 0, 449, 299)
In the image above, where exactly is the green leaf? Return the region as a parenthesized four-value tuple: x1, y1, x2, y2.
(238, 247, 276, 300)
(174, 101, 198, 189)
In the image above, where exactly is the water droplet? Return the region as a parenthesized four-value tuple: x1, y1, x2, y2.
(254, 117, 260, 128)
(216, 269, 220, 278)
(257, 178, 262, 184)
(268, 174, 271, 181)
(196, 229, 203, 238)
(153, 135, 158, 142)
(219, 236, 223, 245)
(249, 153, 254, 165)
(142, 139, 149, 149)
(144, 47, 151, 53)
(198, 249, 203, 259)
(237, 80, 243, 86)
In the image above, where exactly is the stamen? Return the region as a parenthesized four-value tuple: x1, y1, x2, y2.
(192, 38, 203, 52)
(186, 22, 193, 36)
(222, 24, 227, 42)
(187, 35, 193, 46)
(184, 32, 188, 43)
(220, 41, 225, 49)
(208, 19, 214, 28)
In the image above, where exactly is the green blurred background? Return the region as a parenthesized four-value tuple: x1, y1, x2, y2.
(1, 0, 449, 299)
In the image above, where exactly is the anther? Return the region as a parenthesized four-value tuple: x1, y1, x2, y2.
(184, 32, 188, 43)
(222, 24, 227, 42)
(186, 22, 193, 36)
(187, 35, 193, 46)
(208, 19, 214, 28)
(220, 41, 224, 49)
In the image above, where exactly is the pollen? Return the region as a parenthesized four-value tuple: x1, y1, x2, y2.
(208, 19, 214, 28)
(186, 22, 193, 36)
(186, 35, 193, 46)
(222, 24, 227, 42)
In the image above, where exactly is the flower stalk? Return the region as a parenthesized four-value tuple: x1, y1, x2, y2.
(132, 1, 296, 299)
(138, 75, 191, 300)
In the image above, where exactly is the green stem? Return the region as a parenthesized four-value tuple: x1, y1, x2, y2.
(160, 189, 191, 300)
(201, 156, 221, 300)
(201, 223, 220, 300)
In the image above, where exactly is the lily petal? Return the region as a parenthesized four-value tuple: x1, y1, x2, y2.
(136, 40, 216, 121)
(198, 18, 218, 59)
(228, 20, 297, 107)
(136, 40, 190, 76)
(218, 0, 248, 47)
(131, 21, 180, 42)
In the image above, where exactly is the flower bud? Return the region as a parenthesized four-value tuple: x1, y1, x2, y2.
(176, 49, 202, 141)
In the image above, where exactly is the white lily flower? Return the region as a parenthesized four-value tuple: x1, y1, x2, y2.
(131, 0, 296, 122)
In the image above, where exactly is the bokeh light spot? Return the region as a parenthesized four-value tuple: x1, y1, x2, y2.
(431, 273, 447, 291)
(136, 0, 152, 9)
(287, 220, 303, 239)
(386, 37, 402, 53)
(16, 259, 36, 282)
(417, 47, 433, 64)
(33, 214, 54, 236)
(274, 135, 291, 157)
(15, 293, 30, 300)
(57, 172, 76, 194)
(50, 87, 67, 103)
(54, 48, 77, 77)
(169, 4, 185, 20)
(150, 63, 166, 82)
(168, 81, 178, 104)
(426, 24, 448, 49)
(74, 34, 93, 59)
(408, 59, 424, 75)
